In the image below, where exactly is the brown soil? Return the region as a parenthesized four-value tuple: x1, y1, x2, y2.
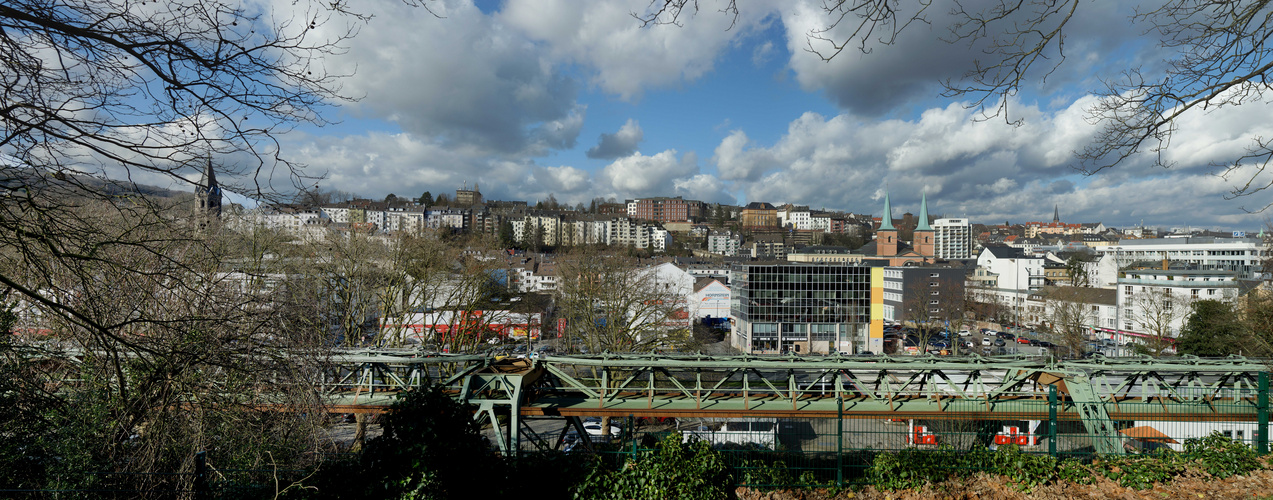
(737, 467, 1273, 500)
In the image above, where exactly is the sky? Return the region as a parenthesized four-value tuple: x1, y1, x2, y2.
(235, 0, 1273, 232)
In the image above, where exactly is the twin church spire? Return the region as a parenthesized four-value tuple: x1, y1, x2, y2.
(877, 191, 932, 232)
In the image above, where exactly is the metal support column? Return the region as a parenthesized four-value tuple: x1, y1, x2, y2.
(1259, 372, 1269, 455)
(1048, 385, 1057, 457)
(836, 396, 844, 488)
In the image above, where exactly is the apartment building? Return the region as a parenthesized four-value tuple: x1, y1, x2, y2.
(625, 197, 704, 223)
(933, 218, 973, 259)
(1096, 237, 1269, 278)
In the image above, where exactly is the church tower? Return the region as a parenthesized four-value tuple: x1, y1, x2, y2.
(194, 159, 222, 225)
(1053, 204, 1060, 223)
(877, 193, 898, 257)
(914, 193, 934, 259)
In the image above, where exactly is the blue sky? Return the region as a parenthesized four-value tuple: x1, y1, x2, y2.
(231, 0, 1273, 231)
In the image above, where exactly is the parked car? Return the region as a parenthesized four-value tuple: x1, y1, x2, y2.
(998, 332, 1016, 341)
(958, 330, 971, 337)
(1016, 337, 1031, 344)
(993, 338, 1007, 347)
(981, 337, 992, 346)
(582, 418, 622, 437)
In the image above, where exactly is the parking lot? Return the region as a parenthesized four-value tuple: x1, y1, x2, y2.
(883, 324, 1079, 357)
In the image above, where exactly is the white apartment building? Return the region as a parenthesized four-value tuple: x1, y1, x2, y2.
(809, 214, 834, 232)
(933, 218, 973, 259)
(1115, 269, 1244, 342)
(383, 209, 426, 233)
(778, 208, 812, 230)
(512, 215, 669, 251)
(322, 206, 351, 224)
(650, 227, 671, 251)
(707, 231, 742, 256)
(1095, 237, 1269, 281)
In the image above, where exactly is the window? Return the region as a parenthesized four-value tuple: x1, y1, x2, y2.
(929, 281, 939, 287)
(930, 273, 939, 278)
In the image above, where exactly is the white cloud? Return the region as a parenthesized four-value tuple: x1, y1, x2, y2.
(599, 149, 700, 197)
(715, 93, 1273, 229)
(673, 173, 734, 204)
(778, 0, 1153, 115)
(586, 118, 644, 159)
(500, 0, 770, 100)
(713, 130, 776, 181)
(313, 0, 582, 155)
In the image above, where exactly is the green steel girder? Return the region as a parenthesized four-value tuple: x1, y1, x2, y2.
(311, 352, 1273, 456)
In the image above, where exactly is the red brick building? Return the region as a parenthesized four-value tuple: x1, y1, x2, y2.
(625, 197, 705, 223)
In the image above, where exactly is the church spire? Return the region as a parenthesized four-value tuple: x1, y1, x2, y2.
(916, 193, 932, 231)
(879, 192, 895, 231)
(1053, 204, 1060, 223)
(195, 158, 221, 220)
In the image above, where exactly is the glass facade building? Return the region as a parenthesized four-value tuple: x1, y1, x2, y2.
(730, 263, 877, 354)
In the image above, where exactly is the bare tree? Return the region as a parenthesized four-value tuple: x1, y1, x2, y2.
(1128, 287, 1191, 356)
(554, 248, 690, 353)
(1041, 286, 1102, 357)
(0, 0, 435, 490)
(0, 199, 331, 492)
(896, 278, 962, 353)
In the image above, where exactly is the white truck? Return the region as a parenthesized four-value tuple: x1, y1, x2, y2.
(683, 419, 777, 449)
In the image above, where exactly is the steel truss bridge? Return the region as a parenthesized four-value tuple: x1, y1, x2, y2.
(325, 351, 1273, 455)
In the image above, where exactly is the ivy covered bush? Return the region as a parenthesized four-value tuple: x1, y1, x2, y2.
(573, 433, 733, 500)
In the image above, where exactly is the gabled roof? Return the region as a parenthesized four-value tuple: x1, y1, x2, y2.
(694, 277, 726, 293)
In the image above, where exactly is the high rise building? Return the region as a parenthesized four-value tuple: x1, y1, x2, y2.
(933, 218, 973, 259)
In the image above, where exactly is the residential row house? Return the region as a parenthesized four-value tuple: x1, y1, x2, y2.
(510, 214, 672, 251)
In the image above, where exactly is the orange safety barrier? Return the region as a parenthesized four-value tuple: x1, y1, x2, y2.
(994, 435, 1011, 445)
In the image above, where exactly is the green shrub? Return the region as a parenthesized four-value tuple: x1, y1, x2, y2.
(572, 433, 733, 500)
(988, 445, 1056, 491)
(1182, 432, 1262, 479)
(1094, 450, 1185, 490)
(1056, 459, 1095, 485)
(869, 447, 968, 490)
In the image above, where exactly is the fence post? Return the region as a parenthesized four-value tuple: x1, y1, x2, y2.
(1048, 385, 1057, 457)
(1259, 372, 1269, 455)
(630, 414, 637, 457)
(836, 396, 844, 489)
(194, 450, 208, 500)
